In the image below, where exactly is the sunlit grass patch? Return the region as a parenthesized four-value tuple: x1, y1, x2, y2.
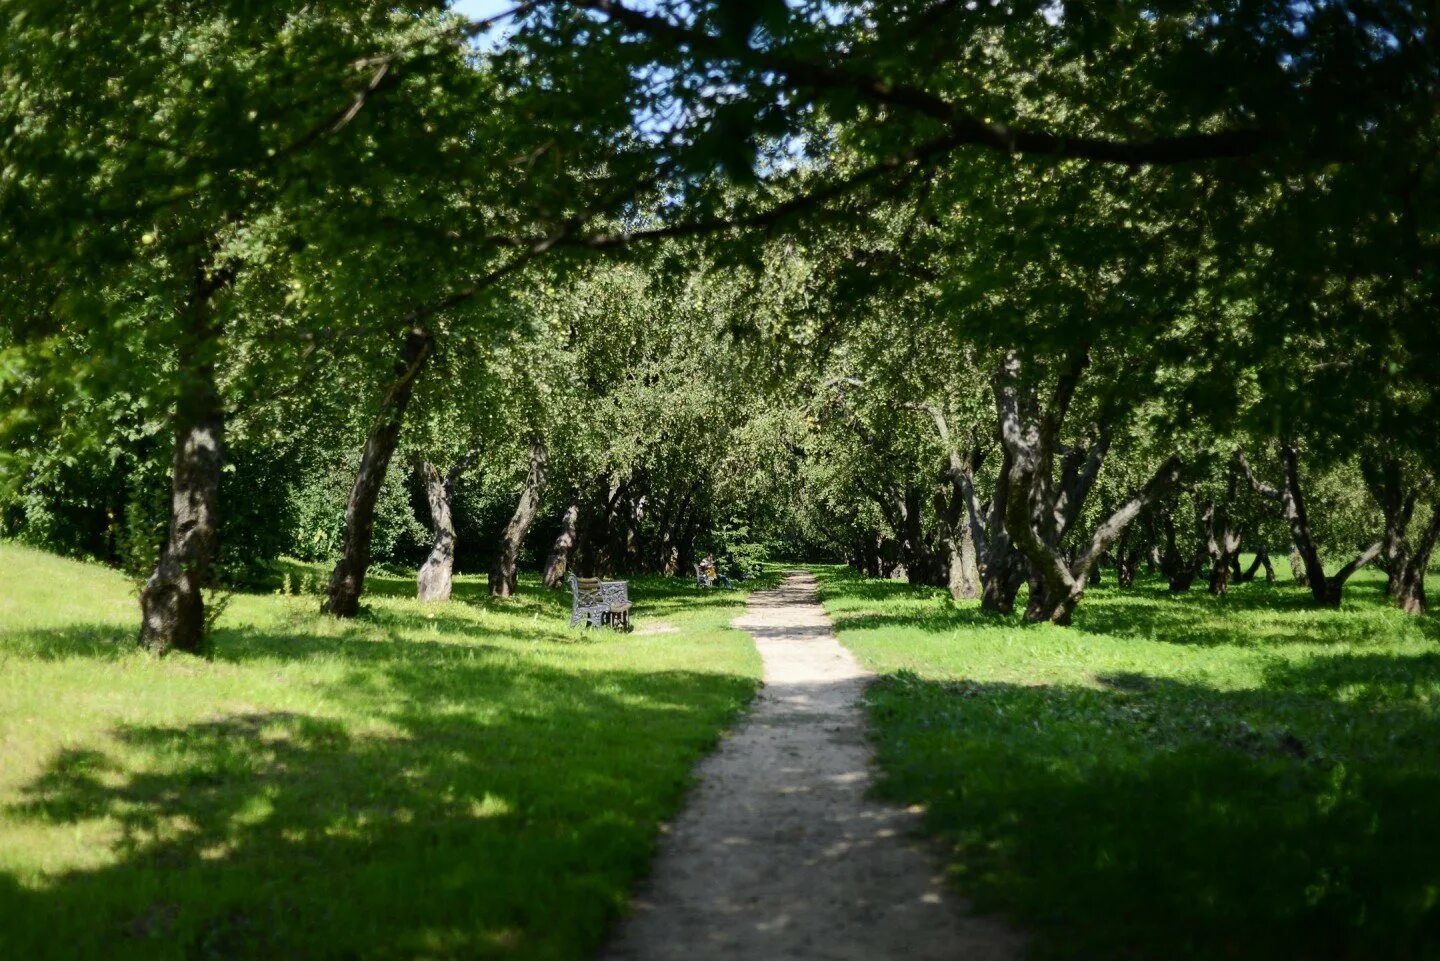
(0, 543, 762, 961)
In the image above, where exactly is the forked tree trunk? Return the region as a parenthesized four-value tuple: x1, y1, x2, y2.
(139, 262, 231, 655)
(417, 461, 457, 602)
(1231, 547, 1275, 583)
(993, 350, 1181, 624)
(490, 437, 548, 597)
(324, 326, 434, 617)
(543, 496, 580, 588)
(1206, 461, 1245, 596)
(1240, 447, 1381, 608)
(1363, 457, 1439, 615)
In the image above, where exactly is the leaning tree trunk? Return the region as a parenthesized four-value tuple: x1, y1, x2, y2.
(490, 437, 548, 597)
(324, 326, 434, 617)
(542, 495, 580, 589)
(417, 461, 457, 602)
(1240, 447, 1380, 609)
(139, 263, 230, 655)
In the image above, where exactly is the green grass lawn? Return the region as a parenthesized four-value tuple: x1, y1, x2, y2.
(816, 563, 1440, 961)
(0, 543, 763, 961)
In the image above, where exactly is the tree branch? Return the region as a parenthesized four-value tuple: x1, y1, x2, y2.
(575, 0, 1269, 167)
(1076, 456, 1183, 575)
(1236, 450, 1282, 502)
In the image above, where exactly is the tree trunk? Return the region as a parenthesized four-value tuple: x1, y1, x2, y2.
(1364, 454, 1416, 600)
(980, 448, 1026, 613)
(1288, 546, 1309, 586)
(933, 483, 980, 601)
(323, 326, 434, 617)
(1206, 458, 1245, 596)
(1116, 552, 1140, 587)
(543, 496, 580, 588)
(896, 485, 937, 586)
(992, 349, 1180, 624)
(417, 461, 456, 602)
(1392, 509, 1440, 615)
(1158, 506, 1204, 592)
(1240, 447, 1380, 608)
(952, 509, 981, 599)
(1233, 547, 1274, 583)
(490, 437, 548, 597)
(139, 263, 230, 654)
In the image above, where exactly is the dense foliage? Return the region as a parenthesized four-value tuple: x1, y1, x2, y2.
(2, 0, 1436, 651)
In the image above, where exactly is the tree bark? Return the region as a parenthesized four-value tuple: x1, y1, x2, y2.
(1288, 546, 1309, 586)
(933, 483, 979, 600)
(1206, 456, 1245, 595)
(417, 458, 464, 602)
(913, 403, 982, 600)
(490, 437, 548, 597)
(139, 265, 230, 654)
(980, 450, 1026, 613)
(323, 326, 434, 617)
(543, 495, 580, 588)
(1390, 508, 1440, 615)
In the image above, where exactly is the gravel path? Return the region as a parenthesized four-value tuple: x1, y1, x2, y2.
(600, 571, 1023, 961)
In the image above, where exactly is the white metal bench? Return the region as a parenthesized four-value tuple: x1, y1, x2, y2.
(568, 574, 631, 629)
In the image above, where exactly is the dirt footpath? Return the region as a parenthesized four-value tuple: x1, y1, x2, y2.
(600, 571, 1023, 961)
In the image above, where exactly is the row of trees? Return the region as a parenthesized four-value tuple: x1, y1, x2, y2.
(3, 1, 1435, 649)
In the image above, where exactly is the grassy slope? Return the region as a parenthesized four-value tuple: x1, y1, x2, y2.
(0, 543, 762, 961)
(817, 564, 1440, 961)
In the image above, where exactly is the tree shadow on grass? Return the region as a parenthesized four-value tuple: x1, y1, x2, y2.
(813, 567, 1440, 649)
(867, 655, 1440, 960)
(0, 632, 757, 961)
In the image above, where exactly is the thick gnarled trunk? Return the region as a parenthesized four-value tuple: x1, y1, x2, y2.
(490, 437, 548, 597)
(417, 460, 457, 602)
(139, 263, 230, 655)
(324, 326, 434, 617)
(980, 448, 1026, 613)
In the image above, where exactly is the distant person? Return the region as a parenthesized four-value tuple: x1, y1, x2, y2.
(701, 553, 733, 589)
